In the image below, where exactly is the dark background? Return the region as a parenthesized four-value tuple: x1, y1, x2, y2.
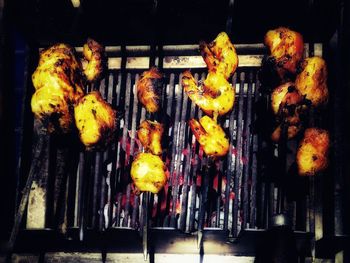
(2, 0, 342, 45)
(1, 0, 349, 254)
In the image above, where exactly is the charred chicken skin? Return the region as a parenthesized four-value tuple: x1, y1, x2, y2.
(82, 38, 105, 82)
(264, 27, 304, 79)
(270, 82, 309, 142)
(271, 124, 301, 142)
(297, 128, 330, 176)
(137, 120, 164, 155)
(74, 91, 116, 149)
(189, 116, 229, 158)
(199, 32, 239, 79)
(271, 82, 303, 117)
(31, 43, 85, 133)
(130, 153, 167, 194)
(136, 67, 163, 113)
(182, 71, 235, 118)
(295, 56, 328, 107)
(270, 82, 302, 142)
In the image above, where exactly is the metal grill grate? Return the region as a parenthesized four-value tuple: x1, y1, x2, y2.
(12, 43, 337, 258)
(73, 66, 260, 236)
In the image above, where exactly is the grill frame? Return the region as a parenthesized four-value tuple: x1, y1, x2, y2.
(9, 42, 347, 259)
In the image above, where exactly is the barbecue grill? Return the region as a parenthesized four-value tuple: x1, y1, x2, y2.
(1, 0, 350, 262)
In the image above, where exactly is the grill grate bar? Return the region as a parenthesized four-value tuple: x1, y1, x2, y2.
(170, 74, 184, 228)
(224, 72, 238, 231)
(198, 157, 209, 231)
(179, 76, 191, 231)
(188, 73, 200, 232)
(99, 158, 106, 231)
(163, 73, 176, 227)
(232, 72, 246, 237)
(242, 71, 254, 229)
(121, 73, 132, 227)
(111, 73, 121, 227)
(114, 47, 128, 228)
(249, 71, 260, 228)
(215, 160, 223, 228)
(129, 75, 140, 163)
(91, 152, 101, 228)
(129, 75, 141, 229)
(77, 152, 86, 240)
(98, 76, 109, 232)
(106, 72, 117, 228)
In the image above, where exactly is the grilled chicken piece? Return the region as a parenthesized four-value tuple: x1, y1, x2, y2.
(295, 56, 328, 107)
(74, 91, 116, 149)
(271, 124, 301, 142)
(131, 153, 167, 194)
(137, 120, 164, 155)
(82, 38, 105, 82)
(182, 71, 235, 119)
(297, 128, 330, 176)
(136, 67, 163, 113)
(264, 27, 304, 79)
(200, 32, 239, 79)
(271, 82, 306, 125)
(31, 43, 84, 133)
(31, 86, 72, 133)
(271, 82, 302, 116)
(189, 116, 229, 158)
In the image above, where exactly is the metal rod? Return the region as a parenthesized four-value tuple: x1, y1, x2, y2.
(197, 157, 212, 248)
(198, 158, 207, 231)
(170, 73, 186, 227)
(179, 78, 191, 231)
(142, 192, 149, 261)
(276, 122, 288, 215)
(188, 73, 199, 232)
(225, 0, 235, 34)
(309, 176, 316, 261)
(250, 71, 259, 228)
(78, 151, 87, 241)
(164, 73, 176, 225)
(8, 131, 48, 251)
(131, 193, 139, 228)
(99, 77, 107, 100)
(99, 171, 106, 232)
(113, 72, 123, 227)
(115, 193, 122, 227)
(92, 152, 101, 228)
(268, 183, 275, 228)
(66, 144, 79, 228)
(107, 72, 119, 228)
(121, 73, 132, 227)
(224, 72, 237, 231)
(215, 161, 223, 228)
(129, 74, 139, 159)
(232, 72, 245, 237)
(242, 71, 254, 229)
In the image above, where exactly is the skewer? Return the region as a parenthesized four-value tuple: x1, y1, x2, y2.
(7, 127, 48, 251)
(78, 151, 87, 241)
(141, 43, 161, 261)
(276, 122, 288, 215)
(197, 157, 213, 249)
(142, 191, 150, 261)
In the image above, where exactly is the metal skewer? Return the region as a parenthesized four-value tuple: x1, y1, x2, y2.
(8, 125, 48, 252)
(197, 157, 213, 249)
(276, 122, 288, 215)
(142, 191, 150, 261)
